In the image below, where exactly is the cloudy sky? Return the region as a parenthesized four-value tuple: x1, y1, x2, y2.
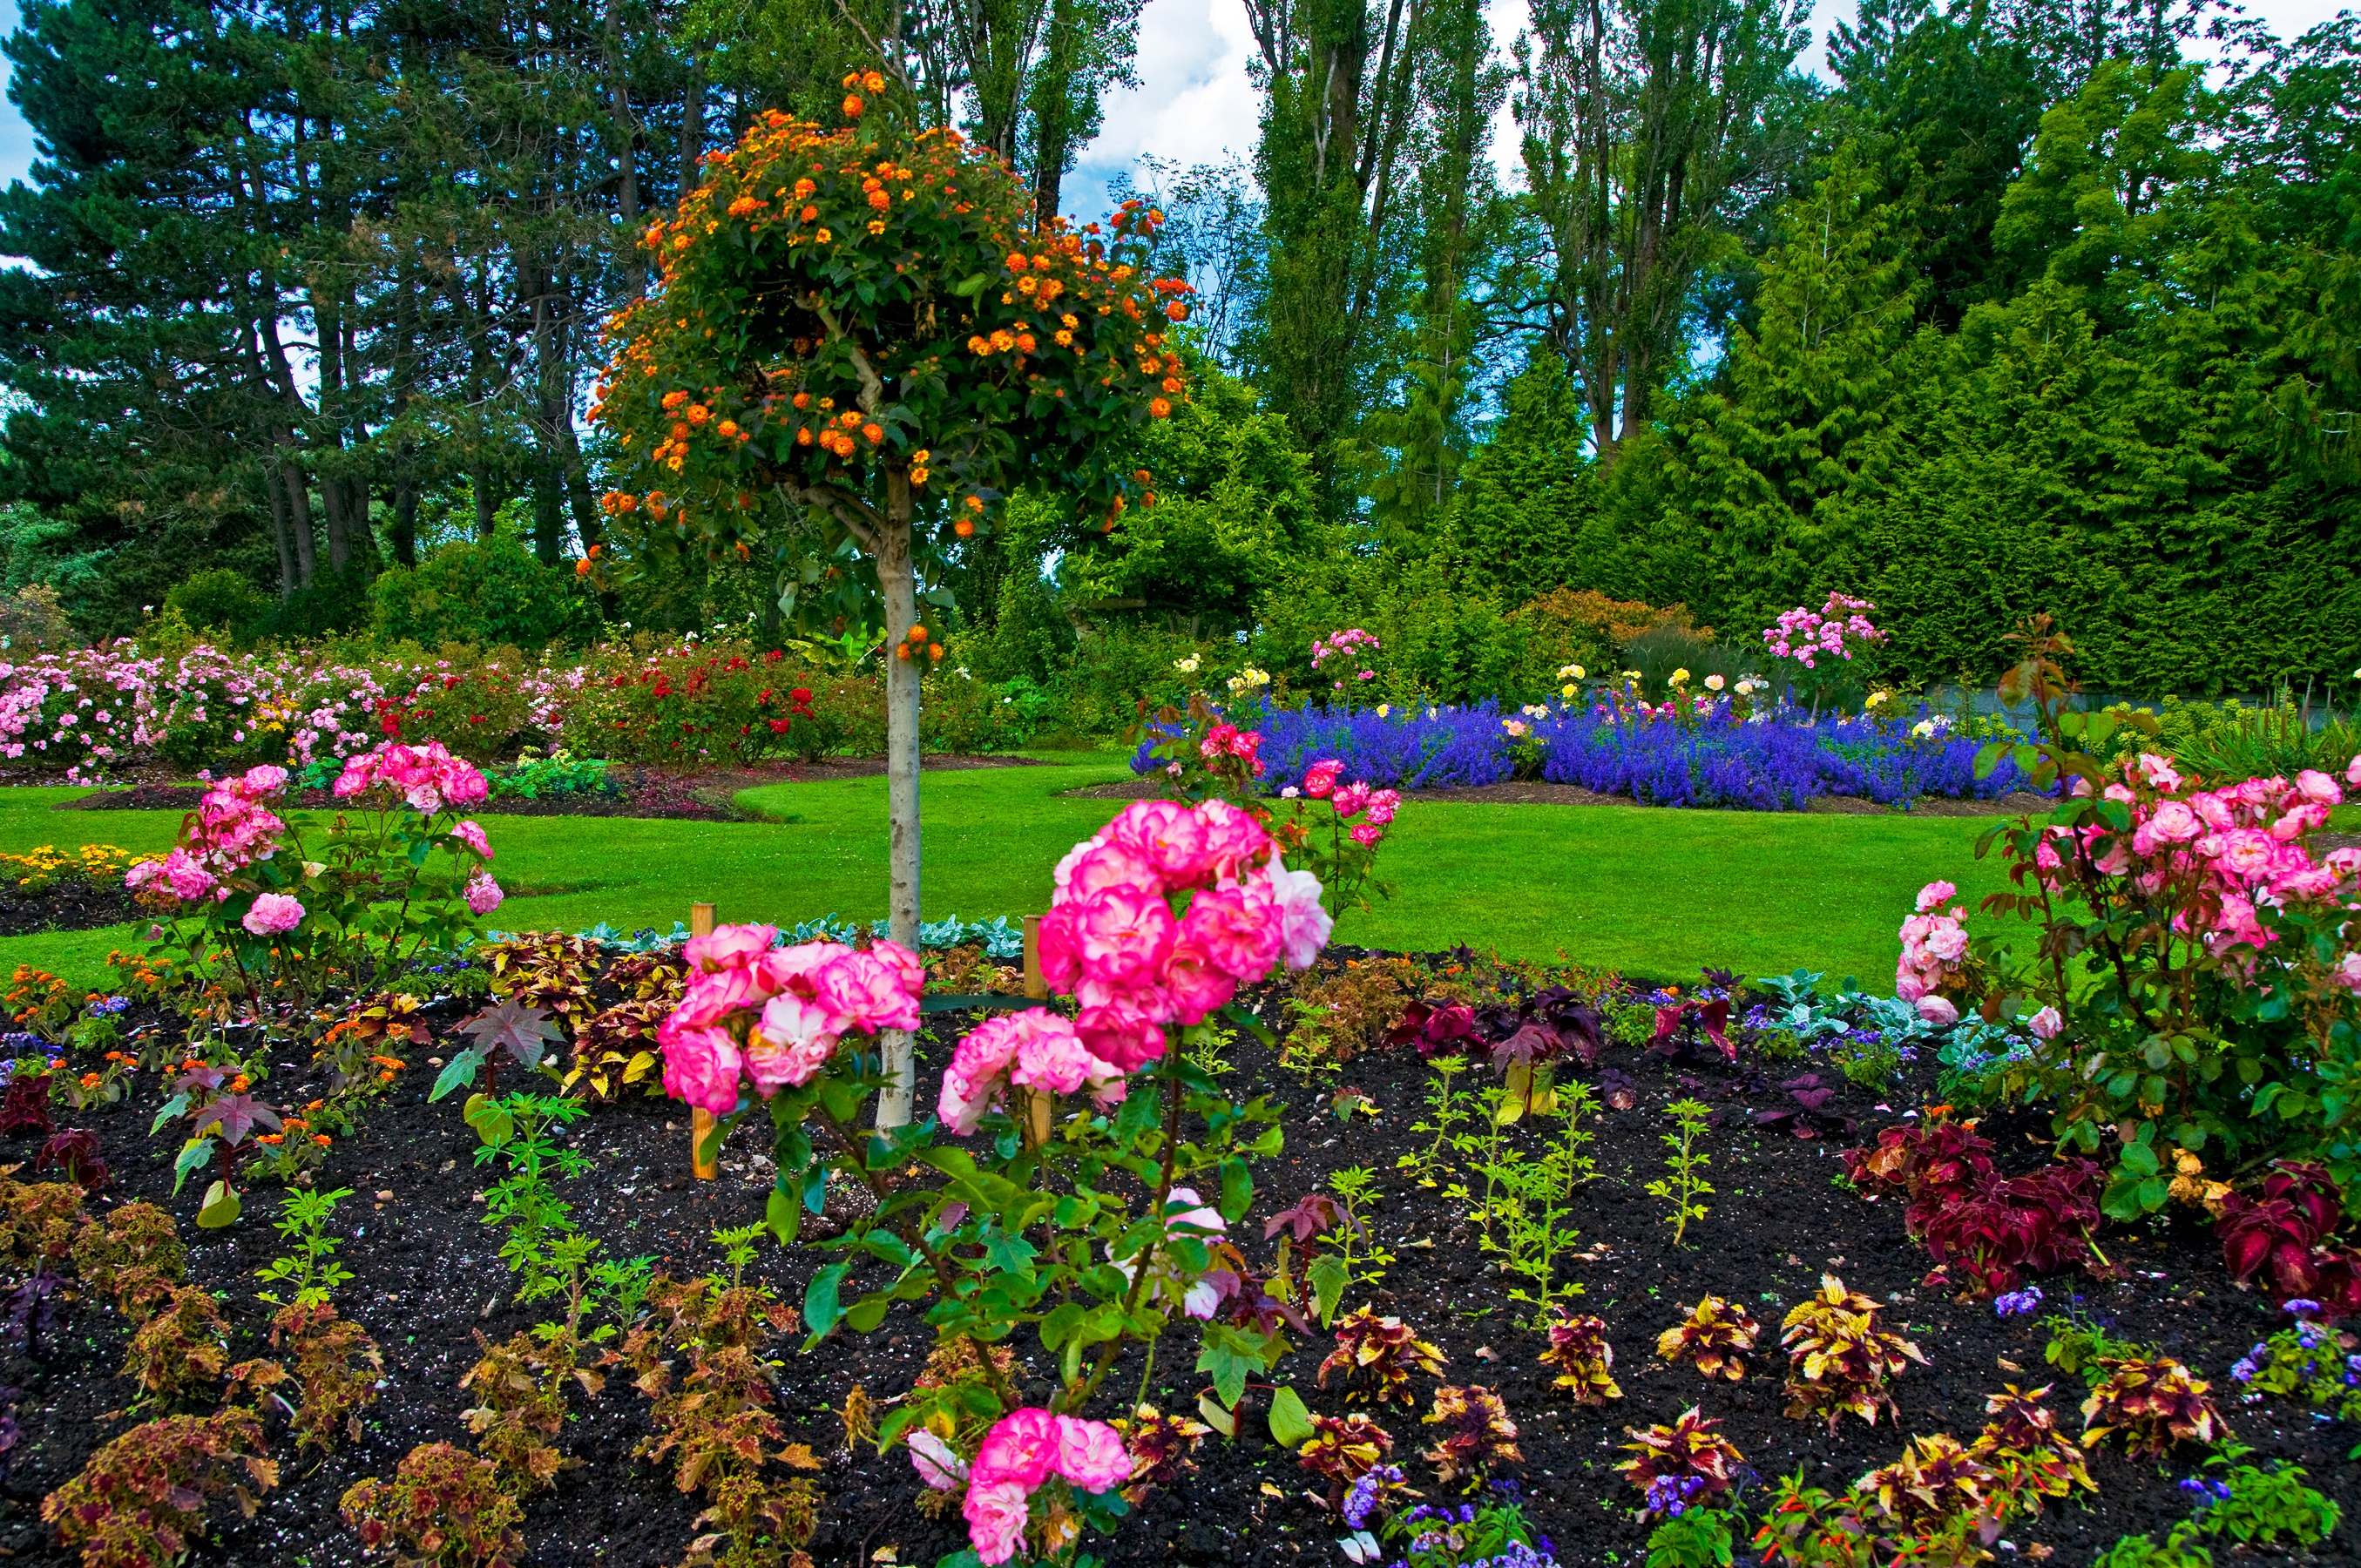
(0, 0, 2349, 210)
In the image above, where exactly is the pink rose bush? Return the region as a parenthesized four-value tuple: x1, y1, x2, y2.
(655, 926, 923, 1115)
(938, 1010, 1127, 1134)
(122, 739, 502, 1004)
(916, 1409, 1132, 1564)
(1762, 591, 1885, 672)
(1038, 797, 1329, 1069)
(1911, 712, 2361, 1210)
(642, 790, 1373, 1567)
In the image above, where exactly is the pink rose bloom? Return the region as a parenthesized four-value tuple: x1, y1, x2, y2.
(1364, 789, 1400, 827)
(746, 994, 840, 1091)
(1926, 923, 1969, 963)
(1913, 881, 1957, 914)
(162, 848, 219, 901)
(673, 963, 761, 1028)
(2325, 848, 2361, 877)
(2297, 769, 2342, 805)
(868, 939, 925, 997)
(1006, 1012, 1122, 1098)
(1194, 798, 1270, 879)
(241, 764, 288, 795)
(2270, 801, 2328, 841)
(2135, 753, 2183, 791)
(753, 939, 851, 999)
(1160, 936, 1240, 1025)
(815, 949, 923, 1035)
(1059, 840, 1163, 901)
(1349, 821, 1383, 848)
(972, 1409, 1060, 1491)
(464, 871, 504, 916)
(962, 1479, 1032, 1565)
(687, 922, 780, 973)
(1069, 884, 1179, 989)
(1331, 781, 1371, 817)
(2092, 838, 2131, 876)
(2190, 793, 2235, 829)
(1051, 833, 1108, 896)
(1915, 995, 1959, 1028)
(450, 820, 493, 859)
(242, 891, 304, 936)
(1302, 759, 1343, 799)
(1036, 902, 1085, 993)
(2217, 830, 2276, 879)
(2346, 753, 2361, 787)
(1180, 882, 1282, 983)
(2333, 953, 2361, 993)
(2102, 783, 2136, 806)
(1198, 722, 1237, 761)
(1074, 988, 1167, 1071)
(1265, 863, 1332, 971)
(1894, 970, 1927, 1003)
(938, 1017, 1023, 1134)
(1106, 798, 1214, 889)
(1052, 1416, 1131, 1494)
(2145, 801, 2201, 844)
(2029, 1005, 2063, 1040)
(906, 1429, 968, 1490)
(659, 1022, 743, 1115)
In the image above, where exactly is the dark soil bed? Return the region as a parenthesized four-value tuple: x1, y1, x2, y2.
(51, 755, 1052, 823)
(0, 880, 145, 938)
(0, 963, 2345, 1568)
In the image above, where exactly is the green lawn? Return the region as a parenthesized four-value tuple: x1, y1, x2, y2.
(0, 760, 2051, 990)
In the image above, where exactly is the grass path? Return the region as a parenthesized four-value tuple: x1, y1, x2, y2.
(0, 759, 2045, 989)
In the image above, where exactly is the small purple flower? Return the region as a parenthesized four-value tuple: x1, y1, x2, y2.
(2283, 1298, 2323, 1315)
(1994, 1286, 2045, 1317)
(2230, 1357, 2259, 1383)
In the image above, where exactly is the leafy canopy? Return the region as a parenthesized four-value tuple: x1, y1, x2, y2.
(592, 71, 1194, 574)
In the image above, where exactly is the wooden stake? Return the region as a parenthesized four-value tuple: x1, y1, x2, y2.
(690, 902, 719, 1179)
(1022, 915, 1052, 1149)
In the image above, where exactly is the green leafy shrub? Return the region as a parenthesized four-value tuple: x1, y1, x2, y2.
(372, 541, 599, 650)
(165, 569, 271, 641)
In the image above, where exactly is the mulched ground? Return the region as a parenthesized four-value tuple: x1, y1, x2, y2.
(50, 756, 1052, 825)
(1, 963, 2347, 1567)
(0, 881, 145, 939)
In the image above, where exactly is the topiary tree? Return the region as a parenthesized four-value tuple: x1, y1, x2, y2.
(592, 71, 1190, 1125)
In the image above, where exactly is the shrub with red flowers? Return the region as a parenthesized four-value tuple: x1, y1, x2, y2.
(125, 743, 502, 1009)
(656, 792, 1360, 1564)
(577, 645, 859, 767)
(1898, 616, 2361, 1211)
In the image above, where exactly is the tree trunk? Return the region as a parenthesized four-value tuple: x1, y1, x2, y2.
(874, 470, 921, 1130)
(267, 463, 297, 599)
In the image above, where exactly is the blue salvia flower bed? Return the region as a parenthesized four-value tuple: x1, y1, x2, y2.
(1133, 701, 2038, 811)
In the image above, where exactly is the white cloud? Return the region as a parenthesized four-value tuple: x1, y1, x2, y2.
(1062, 0, 1264, 220)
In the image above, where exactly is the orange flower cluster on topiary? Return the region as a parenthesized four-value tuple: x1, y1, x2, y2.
(589, 71, 1193, 561)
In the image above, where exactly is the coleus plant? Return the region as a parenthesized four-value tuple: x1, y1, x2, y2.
(2214, 1159, 2361, 1314)
(1620, 1406, 1743, 1518)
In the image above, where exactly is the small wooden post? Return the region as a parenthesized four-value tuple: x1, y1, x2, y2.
(689, 902, 720, 1179)
(1022, 914, 1053, 1148)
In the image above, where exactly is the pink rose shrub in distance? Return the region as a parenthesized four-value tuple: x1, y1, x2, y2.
(957, 1409, 1133, 1563)
(656, 927, 923, 1115)
(121, 738, 504, 1004)
(1037, 798, 1328, 1070)
(1901, 707, 2361, 1198)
